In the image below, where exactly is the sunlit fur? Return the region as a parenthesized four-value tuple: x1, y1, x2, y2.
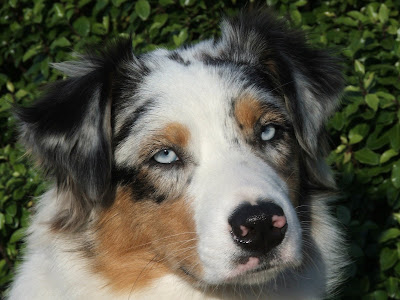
(9, 10, 347, 300)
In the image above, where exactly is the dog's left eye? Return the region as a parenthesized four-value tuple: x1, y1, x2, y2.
(153, 149, 179, 164)
(261, 124, 276, 141)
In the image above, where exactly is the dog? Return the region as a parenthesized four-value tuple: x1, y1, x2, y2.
(9, 10, 346, 300)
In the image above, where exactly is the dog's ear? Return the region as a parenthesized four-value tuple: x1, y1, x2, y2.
(219, 11, 344, 157)
(16, 38, 139, 231)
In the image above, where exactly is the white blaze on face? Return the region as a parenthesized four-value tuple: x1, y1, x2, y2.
(132, 57, 303, 284)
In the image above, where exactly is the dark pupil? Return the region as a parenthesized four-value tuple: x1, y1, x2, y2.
(163, 150, 169, 156)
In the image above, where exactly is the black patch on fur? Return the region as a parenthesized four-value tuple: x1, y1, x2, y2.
(113, 100, 154, 148)
(15, 38, 143, 231)
(168, 51, 191, 66)
(113, 166, 161, 203)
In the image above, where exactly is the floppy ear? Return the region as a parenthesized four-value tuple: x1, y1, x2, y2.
(219, 10, 344, 156)
(16, 38, 137, 231)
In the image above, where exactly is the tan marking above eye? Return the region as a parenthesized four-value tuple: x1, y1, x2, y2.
(234, 96, 264, 130)
(163, 122, 191, 147)
(234, 96, 286, 134)
(138, 122, 191, 162)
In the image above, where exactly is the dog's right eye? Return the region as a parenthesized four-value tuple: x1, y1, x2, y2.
(153, 149, 180, 164)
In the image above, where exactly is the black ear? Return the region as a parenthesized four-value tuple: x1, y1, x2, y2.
(16, 38, 137, 231)
(219, 10, 344, 156)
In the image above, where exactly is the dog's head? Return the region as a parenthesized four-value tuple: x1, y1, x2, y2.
(18, 11, 343, 292)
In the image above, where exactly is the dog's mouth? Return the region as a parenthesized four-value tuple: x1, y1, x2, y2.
(179, 252, 281, 286)
(227, 253, 282, 280)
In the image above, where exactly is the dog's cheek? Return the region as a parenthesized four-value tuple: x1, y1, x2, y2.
(150, 196, 203, 282)
(93, 187, 169, 291)
(93, 187, 201, 292)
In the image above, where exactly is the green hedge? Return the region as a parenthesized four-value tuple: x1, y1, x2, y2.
(1, 0, 399, 298)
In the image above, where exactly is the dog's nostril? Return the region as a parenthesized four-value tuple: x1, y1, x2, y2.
(272, 215, 287, 229)
(239, 225, 250, 237)
(228, 202, 287, 253)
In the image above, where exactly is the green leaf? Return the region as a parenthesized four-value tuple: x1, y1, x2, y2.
(354, 59, 365, 74)
(15, 89, 28, 99)
(381, 149, 398, 164)
(392, 160, 400, 188)
(92, 23, 107, 35)
(50, 37, 71, 49)
(389, 124, 400, 151)
(380, 248, 398, 271)
(379, 4, 389, 24)
(9, 228, 25, 244)
(367, 4, 378, 22)
(366, 290, 388, 300)
(365, 94, 379, 111)
(33, 0, 45, 16)
(329, 112, 345, 130)
(93, 0, 108, 14)
(22, 45, 43, 62)
(354, 148, 380, 165)
(364, 72, 375, 90)
(380, 228, 400, 243)
(290, 9, 302, 26)
(5, 202, 17, 217)
(159, 0, 174, 6)
(0, 213, 5, 230)
(9, 0, 18, 8)
(53, 3, 65, 18)
(73, 16, 91, 37)
(349, 123, 370, 144)
(111, 0, 127, 7)
(294, 0, 307, 6)
(78, 0, 92, 8)
(367, 131, 390, 150)
(135, 0, 151, 21)
(6, 81, 14, 93)
(386, 277, 400, 299)
(153, 13, 168, 28)
(173, 29, 188, 46)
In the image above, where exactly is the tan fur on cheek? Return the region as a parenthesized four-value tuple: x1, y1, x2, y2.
(93, 187, 201, 292)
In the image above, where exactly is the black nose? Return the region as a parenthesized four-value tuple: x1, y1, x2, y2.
(228, 202, 287, 253)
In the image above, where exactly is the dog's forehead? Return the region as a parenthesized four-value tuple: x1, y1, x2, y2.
(136, 51, 285, 126)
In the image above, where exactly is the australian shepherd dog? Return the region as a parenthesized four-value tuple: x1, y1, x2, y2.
(9, 10, 346, 300)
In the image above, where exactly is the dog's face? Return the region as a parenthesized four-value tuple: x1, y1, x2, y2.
(110, 57, 302, 284)
(18, 11, 343, 292)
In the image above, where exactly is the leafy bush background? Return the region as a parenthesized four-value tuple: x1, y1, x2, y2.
(0, 0, 399, 298)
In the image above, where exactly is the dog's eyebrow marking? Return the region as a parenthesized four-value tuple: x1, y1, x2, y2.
(234, 96, 264, 130)
(234, 97, 286, 131)
(162, 122, 191, 147)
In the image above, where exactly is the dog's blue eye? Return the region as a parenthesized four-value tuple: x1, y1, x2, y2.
(153, 149, 179, 164)
(261, 124, 276, 141)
